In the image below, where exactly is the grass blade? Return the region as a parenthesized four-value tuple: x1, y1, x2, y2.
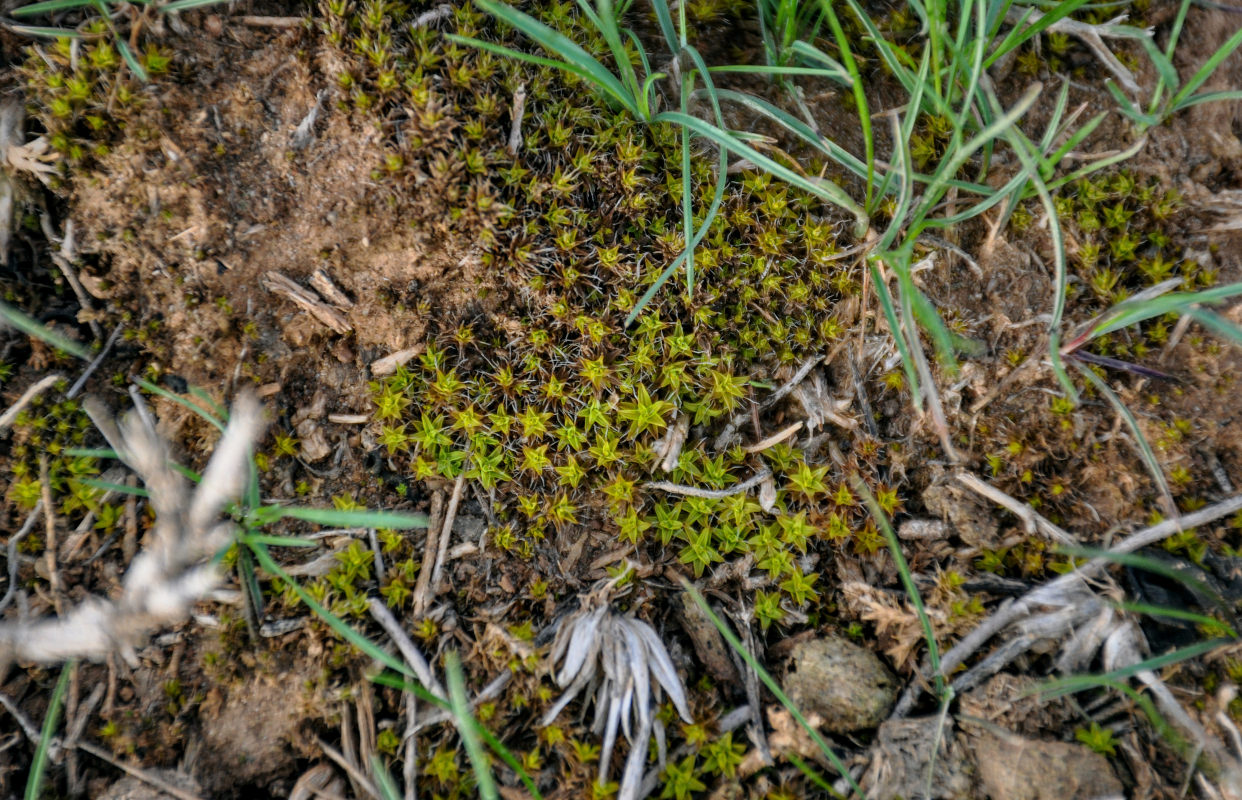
(0, 301, 91, 360)
(1084, 282, 1242, 341)
(11, 0, 92, 15)
(24, 661, 73, 800)
(445, 650, 499, 800)
(276, 506, 427, 529)
(856, 476, 945, 698)
(1071, 360, 1174, 514)
(681, 582, 864, 797)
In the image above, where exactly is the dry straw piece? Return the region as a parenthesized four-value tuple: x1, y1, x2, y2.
(543, 579, 692, 800)
(0, 392, 262, 671)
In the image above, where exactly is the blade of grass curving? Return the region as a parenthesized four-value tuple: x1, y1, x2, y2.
(1171, 24, 1242, 110)
(370, 674, 546, 799)
(856, 476, 945, 698)
(24, 661, 72, 800)
(449, 0, 642, 117)
(985, 85, 1075, 396)
(649, 0, 679, 52)
(914, 82, 1041, 224)
(445, 650, 499, 800)
(160, 0, 232, 11)
(236, 545, 264, 636)
(12, 0, 91, 14)
(0, 301, 92, 360)
(1046, 638, 1230, 693)
(681, 581, 864, 797)
(7, 23, 84, 36)
(1114, 601, 1237, 638)
(1072, 360, 1174, 513)
(277, 506, 428, 529)
(250, 543, 435, 684)
(80, 477, 149, 497)
(1034, 675, 1188, 754)
(1045, 134, 1147, 193)
(1188, 307, 1242, 348)
(371, 757, 401, 800)
(1084, 282, 1242, 341)
(131, 376, 226, 432)
(786, 752, 842, 798)
(1058, 546, 1228, 615)
(447, 36, 640, 117)
(820, 0, 873, 208)
(984, 0, 1092, 68)
(870, 262, 921, 410)
(622, 147, 726, 327)
(712, 89, 871, 182)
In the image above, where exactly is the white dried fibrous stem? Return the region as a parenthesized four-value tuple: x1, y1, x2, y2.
(0, 393, 263, 669)
(542, 586, 691, 800)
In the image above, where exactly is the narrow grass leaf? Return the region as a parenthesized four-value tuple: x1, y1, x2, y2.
(80, 477, 149, 497)
(1072, 361, 1173, 512)
(160, 0, 232, 10)
(277, 506, 428, 529)
(1114, 601, 1237, 638)
(1172, 24, 1242, 108)
(371, 757, 401, 800)
(681, 582, 864, 797)
(0, 301, 91, 360)
(132, 376, 226, 432)
(1086, 282, 1242, 340)
(12, 0, 91, 14)
(1188, 308, 1242, 349)
(856, 477, 944, 696)
(25, 661, 72, 800)
(370, 674, 546, 799)
(7, 23, 83, 36)
(446, 650, 499, 800)
(1042, 638, 1230, 694)
(1058, 546, 1228, 615)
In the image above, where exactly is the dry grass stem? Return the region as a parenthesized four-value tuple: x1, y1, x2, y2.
(0, 393, 261, 669)
(0, 373, 63, 431)
(955, 471, 1074, 546)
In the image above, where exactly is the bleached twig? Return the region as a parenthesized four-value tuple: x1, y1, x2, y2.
(0, 393, 262, 670)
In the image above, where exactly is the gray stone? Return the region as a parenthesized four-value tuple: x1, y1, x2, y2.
(783, 635, 898, 734)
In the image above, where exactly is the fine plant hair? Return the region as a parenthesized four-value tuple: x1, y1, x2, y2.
(0, 392, 261, 672)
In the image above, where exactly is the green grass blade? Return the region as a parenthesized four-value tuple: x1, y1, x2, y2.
(159, 0, 231, 11)
(371, 757, 401, 800)
(857, 477, 945, 697)
(870, 262, 922, 409)
(1044, 638, 1230, 694)
(465, 0, 642, 118)
(1172, 90, 1242, 113)
(445, 651, 499, 800)
(7, 23, 83, 36)
(1171, 23, 1242, 108)
(663, 111, 868, 228)
(624, 148, 728, 327)
(250, 543, 436, 685)
(1188, 307, 1242, 348)
(239, 533, 318, 548)
(681, 582, 864, 797)
(65, 447, 118, 459)
(1114, 602, 1237, 638)
(12, 0, 91, 14)
(370, 673, 546, 799)
(276, 506, 428, 529)
(1058, 546, 1228, 614)
(131, 376, 227, 432)
(712, 88, 871, 183)
(819, 0, 873, 207)
(446, 35, 640, 118)
(1086, 282, 1242, 340)
(0, 301, 92, 360)
(1072, 360, 1173, 513)
(80, 477, 150, 497)
(25, 661, 72, 800)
